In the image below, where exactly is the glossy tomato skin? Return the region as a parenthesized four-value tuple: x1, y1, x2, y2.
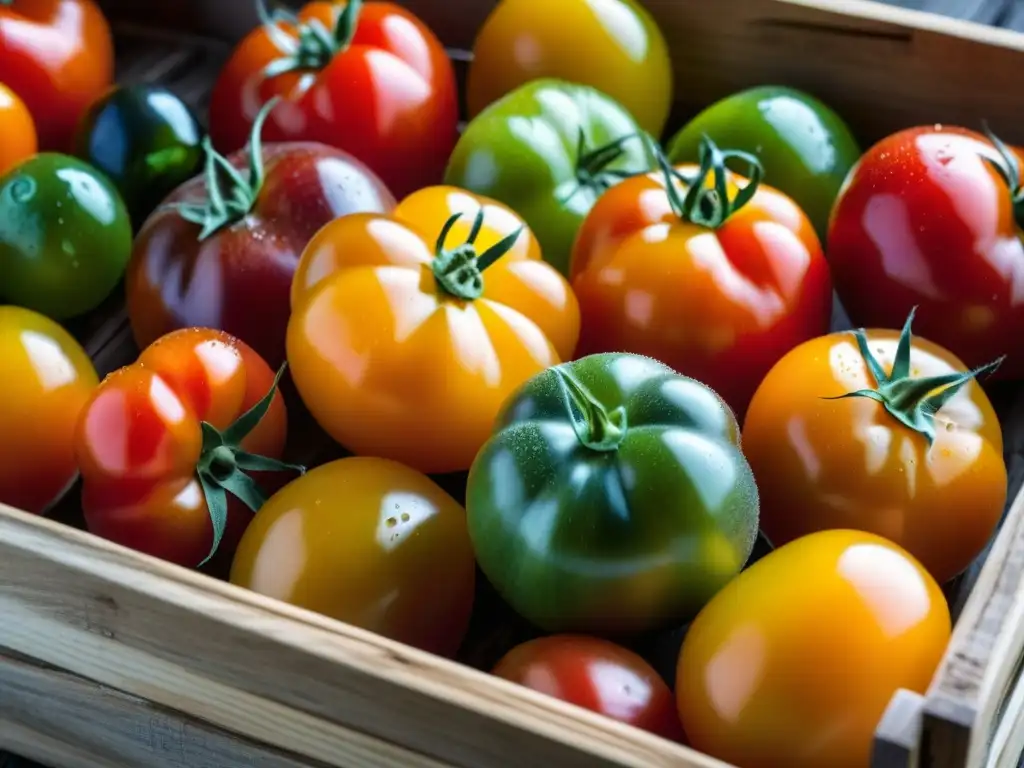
(127, 141, 395, 369)
(742, 327, 1006, 585)
(467, 0, 672, 138)
(493, 635, 685, 742)
(570, 164, 832, 418)
(0, 153, 132, 320)
(0, 0, 114, 151)
(208, 1, 458, 199)
(0, 306, 98, 514)
(230, 456, 476, 657)
(0, 83, 37, 175)
(287, 185, 580, 475)
(677, 529, 951, 768)
(828, 125, 1024, 377)
(75, 328, 289, 570)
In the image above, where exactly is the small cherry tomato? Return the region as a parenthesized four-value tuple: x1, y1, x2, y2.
(0, 306, 98, 514)
(230, 456, 476, 657)
(677, 529, 951, 768)
(287, 185, 580, 474)
(75, 327, 300, 570)
(742, 309, 1006, 585)
(494, 635, 686, 742)
(0, 82, 37, 175)
(208, 0, 458, 199)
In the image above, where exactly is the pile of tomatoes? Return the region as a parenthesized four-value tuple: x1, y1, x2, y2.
(1, 1, 1020, 766)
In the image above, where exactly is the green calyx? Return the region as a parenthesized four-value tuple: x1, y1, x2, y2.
(172, 98, 278, 241)
(553, 366, 627, 452)
(258, 0, 362, 79)
(981, 124, 1024, 228)
(826, 307, 1004, 445)
(563, 129, 642, 203)
(432, 208, 523, 301)
(194, 363, 305, 566)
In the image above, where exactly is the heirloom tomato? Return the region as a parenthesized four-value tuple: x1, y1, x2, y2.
(0, 0, 114, 151)
(127, 100, 395, 369)
(570, 138, 832, 418)
(742, 309, 1006, 585)
(466, 0, 672, 138)
(73, 84, 204, 229)
(231, 456, 476, 657)
(828, 125, 1024, 377)
(493, 635, 685, 743)
(208, 0, 457, 198)
(677, 529, 951, 768)
(0, 152, 132, 319)
(75, 327, 301, 570)
(287, 185, 580, 475)
(466, 352, 759, 635)
(0, 83, 36, 175)
(445, 79, 652, 277)
(667, 85, 860, 240)
(0, 306, 98, 515)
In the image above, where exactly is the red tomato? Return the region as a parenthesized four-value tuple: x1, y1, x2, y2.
(828, 125, 1024, 377)
(74, 328, 300, 570)
(0, 0, 114, 151)
(208, 0, 458, 199)
(493, 635, 686, 743)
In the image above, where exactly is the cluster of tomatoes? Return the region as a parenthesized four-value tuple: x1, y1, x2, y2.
(1, 0, 1020, 766)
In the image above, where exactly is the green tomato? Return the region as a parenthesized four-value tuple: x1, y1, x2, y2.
(666, 85, 860, 240)
(466, 352, 760, 635)
(73, 85, 203, 229)
(0, 153, 132, 320)
(444, 78, 652, 277)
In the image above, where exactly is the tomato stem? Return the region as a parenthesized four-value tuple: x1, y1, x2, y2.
(259, 0, 363, 80)
(432, 209, 524, 301)
(562, 130, 645, 203)
(980, 124, 1024, 226)
(553, 366, 627, 452)
(824, 307, 1004, 445)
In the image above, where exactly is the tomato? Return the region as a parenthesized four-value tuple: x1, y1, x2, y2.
(74, 327, 300, 570)
(742, 309, 1006, 585)
(231, 456, 475, 657)
(208, 0, 457, 199)
(127, 101, 395, 369)
(445, 79, 652, 277)
(828, 125, 1024, 377)
(677, 529, 951, 768)
(466, 353, 759, 634)
(287, 185, 580, 475)
(0, 82, 36, 175)
(666, 85, 860, 241)
(73, 84, 204, 230)
(0, 152, 132, 319)
(570, 138, 832, 418)
(493, 635, 685, 742)
(0, 0, 114, 151)
(0, 306, 98, 515)
(466, 0, 673, 139)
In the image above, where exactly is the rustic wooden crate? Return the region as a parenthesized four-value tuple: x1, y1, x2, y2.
(5, 1, 1024, 767)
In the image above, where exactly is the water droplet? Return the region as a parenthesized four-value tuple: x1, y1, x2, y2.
(386, 517, 397, 528)
(400, 512, 410, 523)
(945, 422, 955, 432)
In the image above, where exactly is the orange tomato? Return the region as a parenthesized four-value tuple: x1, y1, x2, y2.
(677, 529, 951, 768)
(742, 311, 1006, 584)
(287, 185, 580, 474)
(230, 456, 476, 657)
(0, 83, 36, 174)
(0, 306, 98, 514)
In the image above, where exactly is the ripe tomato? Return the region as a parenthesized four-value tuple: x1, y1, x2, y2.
(0, 306, 98, 515)
(287, 185, 580, 475)
(75, 327, 300, 570)
(570, 138, 832, 418)
(208, 0, 457, 199)
(0, 82, 36, 175)
(0, 0, 114, 151)
(127, 102, 395, 369)
(494, 636, 685, 742)
(230, 456, 476, 657)
(828, 125, 1024, 378)
(466, 0, 673, 139)
(677, 529, 951, 768)
(742, 310, 1006, 585)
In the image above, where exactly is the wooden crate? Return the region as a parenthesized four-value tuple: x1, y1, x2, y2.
(5, 1, 1024, 767)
